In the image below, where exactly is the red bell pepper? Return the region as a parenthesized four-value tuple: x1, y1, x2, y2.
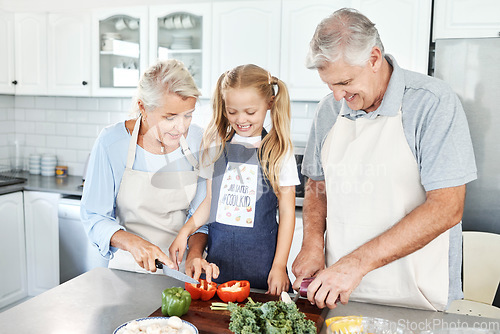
(185, 279, 217, 301)
(216, 280, 251, 303)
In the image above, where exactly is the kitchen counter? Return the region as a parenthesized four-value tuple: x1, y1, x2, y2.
(0, 268, 498, 334)
(0, 171, 83, 196)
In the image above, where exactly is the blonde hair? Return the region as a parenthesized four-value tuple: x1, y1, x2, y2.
(131, 59, 200, 116)
(202, 64, 292, 196)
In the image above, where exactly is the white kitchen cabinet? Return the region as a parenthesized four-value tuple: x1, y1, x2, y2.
(433, 0, 500, 40)
(92, 7, 149, 97)
(0, 192, 28, 309)
(24, 191, 60, 296)
(356, 0, 432, 75)
(0, 11, 16, 94)
(47, 12, 91, 96)
(14, 13, 48, 95)
(211, 1, 281, 85)
(149, 3, 212, 97)
(276, 0, 431, 101)
(280, 1, 348, 101)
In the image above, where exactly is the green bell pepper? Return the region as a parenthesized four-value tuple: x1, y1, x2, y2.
(161, 287, 191, 317)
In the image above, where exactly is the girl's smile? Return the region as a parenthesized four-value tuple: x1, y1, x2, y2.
(224, 87, 271, 137)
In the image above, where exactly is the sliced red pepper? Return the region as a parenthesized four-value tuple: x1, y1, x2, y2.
(216, 280, 251, 303)
(185, 279, 217, 301)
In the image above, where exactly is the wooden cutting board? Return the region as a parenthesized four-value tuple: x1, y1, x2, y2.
(149, 291, 329, 334)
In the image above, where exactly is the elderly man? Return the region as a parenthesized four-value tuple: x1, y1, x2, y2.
(292, 8, 477, 311)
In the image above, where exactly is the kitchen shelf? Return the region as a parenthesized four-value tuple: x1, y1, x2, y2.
(100, 51, 139, 59)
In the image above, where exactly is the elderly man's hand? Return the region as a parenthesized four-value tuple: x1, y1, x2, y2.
(306, 254, 365, 309)
(291, 243, 325, 291)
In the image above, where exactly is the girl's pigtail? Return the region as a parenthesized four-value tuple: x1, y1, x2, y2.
(260, 77, 293, 196)
(201, 72, 231, 166)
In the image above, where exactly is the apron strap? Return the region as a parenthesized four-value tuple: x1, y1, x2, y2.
(127, 116, 199, 170)
(180, 136, 199, 170)
(126, 116, 142, 169)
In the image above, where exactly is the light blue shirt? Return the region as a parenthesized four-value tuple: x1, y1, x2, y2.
(80, 121, 207, 259)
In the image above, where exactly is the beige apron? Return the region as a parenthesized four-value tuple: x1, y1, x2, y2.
(109, 116, 199, 273)
(321, 108, 449, 311)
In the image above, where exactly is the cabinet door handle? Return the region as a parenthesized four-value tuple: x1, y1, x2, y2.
(82, 81, 88, 86)
(12, 80, 18, 85)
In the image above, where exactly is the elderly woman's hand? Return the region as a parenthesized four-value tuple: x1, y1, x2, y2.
(111, 230, 175, 272)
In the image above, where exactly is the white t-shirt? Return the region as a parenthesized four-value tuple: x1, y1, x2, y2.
(199, 133, 300, 187)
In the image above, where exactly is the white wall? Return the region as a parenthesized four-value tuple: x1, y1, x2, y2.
(0, 95, 15, 169)
(0, 95, 316, 176)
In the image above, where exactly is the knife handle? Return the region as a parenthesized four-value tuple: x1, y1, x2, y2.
(155, 259, 164, 269)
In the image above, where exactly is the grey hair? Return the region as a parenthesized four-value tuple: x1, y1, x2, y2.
(131, 59, 201, 116)
(305, 8, 385, 69)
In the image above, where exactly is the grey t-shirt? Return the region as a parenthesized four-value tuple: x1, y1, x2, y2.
(302, 55, 477, 304)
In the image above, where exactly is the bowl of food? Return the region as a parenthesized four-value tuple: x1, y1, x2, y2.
(327, 316, 413, 334)
(113, 316, 198, 334)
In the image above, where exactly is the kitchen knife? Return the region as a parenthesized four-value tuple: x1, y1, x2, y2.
(155, 260, 200, 285)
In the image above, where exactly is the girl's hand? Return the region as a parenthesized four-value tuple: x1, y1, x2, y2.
(185, 257, 220, 284)
(169, 233, 189, 271)
(112, 230, 174, 272)
(266, 265, 290, 295)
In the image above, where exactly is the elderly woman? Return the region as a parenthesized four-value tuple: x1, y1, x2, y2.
(81, 59, 216, 275)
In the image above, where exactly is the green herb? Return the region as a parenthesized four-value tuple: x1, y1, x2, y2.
(211, 297, 317, 334)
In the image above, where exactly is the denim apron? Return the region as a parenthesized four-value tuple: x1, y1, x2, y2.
(206, 134, 280, 290)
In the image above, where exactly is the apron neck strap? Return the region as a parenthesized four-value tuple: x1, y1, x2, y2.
(126, 116, 142, 168)
(128, 116, 198, 170)
(179, 136, 199, 170)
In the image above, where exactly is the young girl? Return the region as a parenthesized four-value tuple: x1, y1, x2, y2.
(170, 64, 299, 295)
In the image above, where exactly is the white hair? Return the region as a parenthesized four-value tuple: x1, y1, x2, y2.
(131, 59, 200, 116)
(306, 8, 385, 68)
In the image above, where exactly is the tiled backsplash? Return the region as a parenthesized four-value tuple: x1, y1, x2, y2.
(0, 95, 317, 176)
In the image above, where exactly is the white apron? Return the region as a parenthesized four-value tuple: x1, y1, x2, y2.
(321, 108, 449, 311)
(109, 116, 199, 273)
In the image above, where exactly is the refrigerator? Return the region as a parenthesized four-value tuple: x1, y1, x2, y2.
(433, 38, 500, 235)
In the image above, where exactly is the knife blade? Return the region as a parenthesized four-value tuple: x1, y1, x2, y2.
(155, 260, 200, 285)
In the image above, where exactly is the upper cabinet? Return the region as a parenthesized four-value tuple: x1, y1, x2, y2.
(47, 12, 91, 96)
(356, 0, 432, 76)
(14, 13, 47, 95)
(3, 0, 433, 100)
(433, 0, 500, 40)
(280, 1, 347, 101)
(211, 1, 281, 84)
(213, 0, 430, 101)
(149, 4, 212, 97)
(91, 7, 149, 97)
(0, 11, 15, 94)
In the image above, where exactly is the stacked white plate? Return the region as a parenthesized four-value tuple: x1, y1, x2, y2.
(41, 154, 57, 176)
(170, 33, 193, 50)
(29, 154, 41, 175)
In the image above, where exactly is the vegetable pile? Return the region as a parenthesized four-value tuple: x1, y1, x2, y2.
(211, 297, 317, 334)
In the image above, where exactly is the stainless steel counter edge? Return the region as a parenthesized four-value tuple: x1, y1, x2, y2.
(0, 172, 83, 196)
(0, 268, 498, 334)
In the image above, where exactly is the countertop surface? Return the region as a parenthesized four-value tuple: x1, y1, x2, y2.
(0, 267, 498, 334)
(0, 171, 83, 196)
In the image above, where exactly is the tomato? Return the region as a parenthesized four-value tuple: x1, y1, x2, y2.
(184, 279, 218, 301)
(216, 280, 251, 303)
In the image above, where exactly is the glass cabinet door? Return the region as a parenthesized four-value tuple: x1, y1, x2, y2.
(92, 7, 148, 96)
(150, 4, 212, 97)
